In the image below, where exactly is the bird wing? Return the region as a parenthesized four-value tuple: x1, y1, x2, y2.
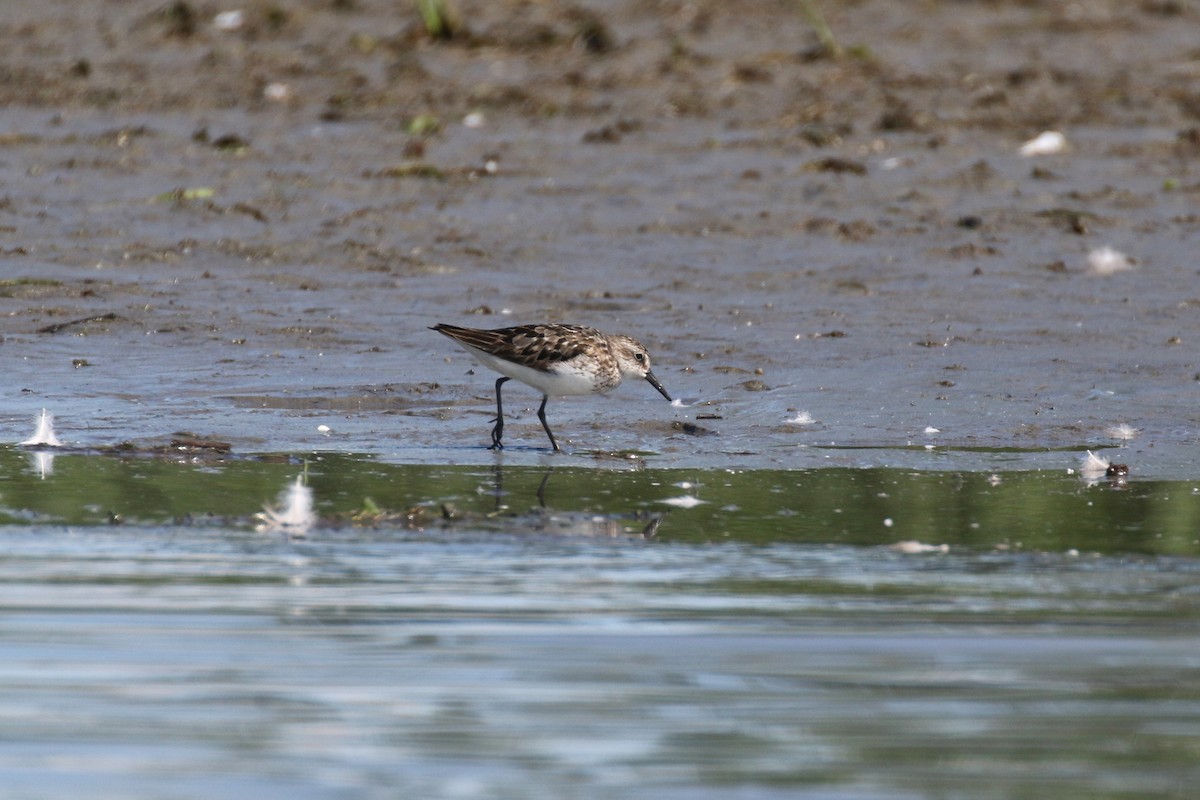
(433, 324, 599, 372)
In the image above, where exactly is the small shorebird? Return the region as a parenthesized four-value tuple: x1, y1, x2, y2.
(432, 323, 673, 451)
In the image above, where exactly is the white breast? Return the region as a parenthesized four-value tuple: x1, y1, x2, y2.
(469, 349, 617, 396)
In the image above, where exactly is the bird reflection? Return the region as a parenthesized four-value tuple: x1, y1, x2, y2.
(486, 464, 664, 538)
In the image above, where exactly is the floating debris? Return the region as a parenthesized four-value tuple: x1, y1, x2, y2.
(209, 133, 249, 152)
(37, 312, 121, 335)
(923, 425, 940, 434)
(787, 411, 816, 425)
(1086, 246, 1134, 276)
(671, 421, 714, 437)
(533, 511, 664, 538)
(20, 409, 63, 447)
(263, 82, 291, 103)
(804, 156, 867, 175)
(880, 156, 911, 170)
(889, 540, 949, 554)
(1106, 423, 1140, 442)
(370, 162, 445, 180)
(1080, 450, 1104, 474)
(660, 495, 705, 509)
(407, 113, 441, 136)
(152, 187, 215, 203)
(1019, 130, 1067, 157)
(1080, 450, 1123, 482)
(256, 476, 315, 535)
(213, 10, 245, 32)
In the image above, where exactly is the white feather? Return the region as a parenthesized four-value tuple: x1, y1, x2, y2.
(1019, 130, 1066, 156)
(1106, 423, 1139, 441)
(20, 409, 63, 447)
(1079, 450, 1110, 477)
(1086, 246, 1134, 275)
(256, 476, 315, 534)
(660, 495, 705, 509)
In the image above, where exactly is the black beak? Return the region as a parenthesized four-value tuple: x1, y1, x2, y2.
(645, 370, 672, 402)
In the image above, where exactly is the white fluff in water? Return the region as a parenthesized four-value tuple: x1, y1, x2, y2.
(1079, 450, 1111, 478)
(660, 495, 706, 509)
(787, 411, 816, 425)
(889, 540, 949, 554)
(1086, 246, 1134, 275)
(1106, 423, 1140, 442)
(256, 476, 316, 534)
(20, 409, 63, 447)
(1019, 130, 1067, 156)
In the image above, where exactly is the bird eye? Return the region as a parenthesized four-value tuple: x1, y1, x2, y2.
(634, 352, 645, 362)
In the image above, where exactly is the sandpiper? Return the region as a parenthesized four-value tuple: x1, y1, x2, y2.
(432, 323, 672, 451)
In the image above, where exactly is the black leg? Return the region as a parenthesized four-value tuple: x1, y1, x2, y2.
(489, 377, 510, 450)
(537, 394, 560, 452)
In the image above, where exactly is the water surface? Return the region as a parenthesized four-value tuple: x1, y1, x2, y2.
(1, 452, 1197, 799)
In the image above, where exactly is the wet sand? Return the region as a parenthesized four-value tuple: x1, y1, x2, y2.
(2, 1, 1199, 474)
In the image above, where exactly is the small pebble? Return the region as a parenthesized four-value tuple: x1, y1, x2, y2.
(214, 10, 245, 32)
(264, 83, 292, 103)
(1019, 130, 1066, 156)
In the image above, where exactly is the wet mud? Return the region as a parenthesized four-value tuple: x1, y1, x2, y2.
(1, 1, 1198, 475)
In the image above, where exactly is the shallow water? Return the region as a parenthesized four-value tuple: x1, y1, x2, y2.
(1, 452, 1198, 798)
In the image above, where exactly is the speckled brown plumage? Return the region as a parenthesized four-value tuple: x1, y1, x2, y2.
(431, 322, 672, 451)
(433, 324, 596, 371)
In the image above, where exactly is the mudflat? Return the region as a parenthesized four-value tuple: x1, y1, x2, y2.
(0, 0, 1196, 471)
